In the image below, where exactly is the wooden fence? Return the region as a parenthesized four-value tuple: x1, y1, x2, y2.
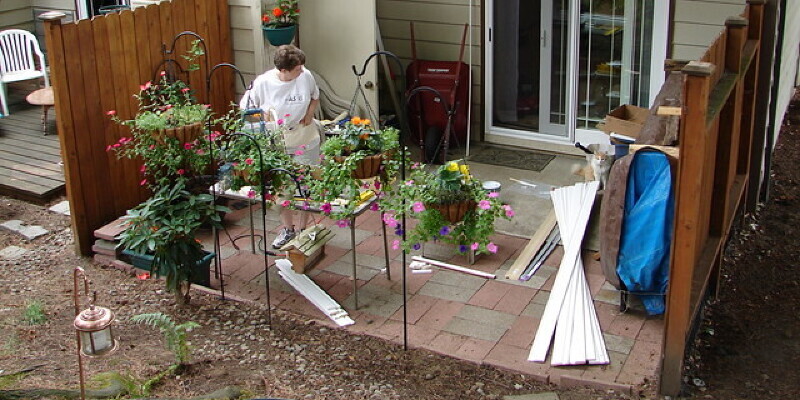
(42, 0, 234, 255)
(661, 1, 765, 395)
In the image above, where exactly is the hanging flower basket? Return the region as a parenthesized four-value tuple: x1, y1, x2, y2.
(426, 200, 477, 224)
(334, 153, 383, 179)
(153, 122, 204, 144)
(263, 25, 297, 46)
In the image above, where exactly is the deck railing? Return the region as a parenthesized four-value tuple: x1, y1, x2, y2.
(660, 1, 765, 395)
(42, 0, 234, 255)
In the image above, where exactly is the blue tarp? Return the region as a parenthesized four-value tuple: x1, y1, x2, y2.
(617, 151, 674, 315)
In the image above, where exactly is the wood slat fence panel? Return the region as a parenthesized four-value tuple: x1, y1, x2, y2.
(42, 0, 234, 255)
(660, 2, 766, 395)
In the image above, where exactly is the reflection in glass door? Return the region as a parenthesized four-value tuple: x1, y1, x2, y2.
(489, 0, 655, 140)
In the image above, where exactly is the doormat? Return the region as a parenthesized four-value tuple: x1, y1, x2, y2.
(468, 147, 555, 172)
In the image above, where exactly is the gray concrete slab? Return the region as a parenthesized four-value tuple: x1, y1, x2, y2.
(504, 393, 560, 400)
(417, 280, 477, 303)
(444, 316, 509, 342)
(48, 200, 70, 215)
(0, 245, 27, 259)
(456, 305, 517, 327)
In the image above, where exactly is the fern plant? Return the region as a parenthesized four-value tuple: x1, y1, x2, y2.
(131, 312, 199, 365)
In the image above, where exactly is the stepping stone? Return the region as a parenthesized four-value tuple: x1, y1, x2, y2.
(49, 200, 71, 215)
(0, 246, 28, 259)
(504, 393, 559, 400)
(0, 220, 49, 240)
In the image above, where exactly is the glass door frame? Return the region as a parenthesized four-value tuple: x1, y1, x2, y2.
(484, 0, 669, 147)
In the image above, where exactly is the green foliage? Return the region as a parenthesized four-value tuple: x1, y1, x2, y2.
(21, 300, 47, 325)
(262, 0, 299, 28)
(117, 182, 228, 302)
(131, 312, 200, 365)
(382, 160, 514, 255)
(218, 111, 301, 198)
(309, 119, 403, 222)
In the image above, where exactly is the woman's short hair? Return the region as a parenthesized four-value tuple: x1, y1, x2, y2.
(274, 45, 306, 71)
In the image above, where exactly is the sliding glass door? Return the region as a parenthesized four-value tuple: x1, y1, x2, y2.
(487, 0, 658, 143)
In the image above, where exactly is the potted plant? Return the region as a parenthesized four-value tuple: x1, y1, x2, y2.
(382, 160, 514, 255)
(262, 0, 299, 46)
(117, 181, 229, 306)
(307, 117, 402, 223)
(218, 112, 301, 200)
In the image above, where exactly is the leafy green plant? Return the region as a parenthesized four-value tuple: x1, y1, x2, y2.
(308, 118, 403, 223)
(21, 300, 47, 325)
(117, 182, 228, 305)
(131, 312, 199, 365)
(262, 0, 299, 28)
(382, 160, 514, 255)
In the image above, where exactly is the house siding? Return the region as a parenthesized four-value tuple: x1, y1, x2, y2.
(376, 0, 482, 133)
(772, 0, 800, 144)
(671, 0, 748, 60)
(1, 0, 34, 31)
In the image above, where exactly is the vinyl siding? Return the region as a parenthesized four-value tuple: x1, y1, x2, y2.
(376, 0, 482, 131)
(671, 0, 747, 60)
(773, 0, 800, 145)
(1, 0, 34, 31)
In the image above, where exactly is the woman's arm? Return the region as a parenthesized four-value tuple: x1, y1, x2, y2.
(301, 98, 319, 126)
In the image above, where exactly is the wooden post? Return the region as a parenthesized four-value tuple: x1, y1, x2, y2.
(661, 61, 714, 396)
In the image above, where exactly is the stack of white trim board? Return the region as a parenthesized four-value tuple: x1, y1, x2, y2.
(529, 181, 609, 365)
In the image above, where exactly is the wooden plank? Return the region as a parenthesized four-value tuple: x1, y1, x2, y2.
(195, 0, 213, 106)
(146, 3, 164, 82)
(661, 63, 713, 396)
(0, 176, 63, 200)
(215, 0, 234, 109)
(0, 166, 64, 187)
(0, 151, 62, 173)
(77, 19, 116, 227)
(505, 208, 556, 280)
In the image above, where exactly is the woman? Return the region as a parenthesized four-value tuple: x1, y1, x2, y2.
(239, 44, 320, 249)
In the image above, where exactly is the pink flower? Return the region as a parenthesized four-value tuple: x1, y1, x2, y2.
(106, 110, 116, 116)
(285, 113, 291, 117)
(405, 180, 414, 186)
(486, 242, 498, 254)
(245, 158, 254, 165)
(299, 144, 307, 150)
(160, 70, 166, 76)
(181, 87, 190, 93)
(112, 143, 121, 148)
(411, 162, 420, 169)
(369, 202, 379, 211)
(412, 202, 425, 213)
(277, 118, 285, 125)
(247, 190, 256, 199)
(391, 240, 400, 250)
(196, 149, 205, 155)
(382, 213, 398, 228)
(140, 164, 146, 172)
(184, 142, 194, 149)
(488, 192, 499, 198)
(140, 81, 151, 91)
(140, 179, 148, 186)
(163, 104, 173, 110)
(479, 200, 491, 210)
(105, 145, 112, 152)
(176, 169, 185, 175)
(320, 202, 332, 214)
(281, 200, 291, 208)
(294, 149, 305, 156)
(374, 181, 381, 190)
(336, 219, 350, 228)
(471, 242, 479, 250)
(149, 145, 156, 150)
(503, 205, 515, 217)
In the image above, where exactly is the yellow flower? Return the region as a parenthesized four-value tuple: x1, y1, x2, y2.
(446, 161, 459, 172)
(460, 164, 469, 176)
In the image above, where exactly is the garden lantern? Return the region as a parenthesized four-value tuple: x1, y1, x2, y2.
(73, 267, 118, 400)
(73, 304, 117, 357)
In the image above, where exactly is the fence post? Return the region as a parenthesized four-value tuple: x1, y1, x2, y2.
(661, 61, 715, 396)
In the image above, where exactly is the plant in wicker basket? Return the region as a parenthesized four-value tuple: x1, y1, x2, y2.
(381, 160, 514, 255)
(308, 117, 402, 223)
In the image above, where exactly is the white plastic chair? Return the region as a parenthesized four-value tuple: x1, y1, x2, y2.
(0, 29, 49, 116)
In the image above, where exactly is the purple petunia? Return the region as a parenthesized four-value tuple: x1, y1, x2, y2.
(439, 226, 450, 236)
(336, 219, 350, 228)
(459, 245, 468, 253)
(412, 243, 421, 251)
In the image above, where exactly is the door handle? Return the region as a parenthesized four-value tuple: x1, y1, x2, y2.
(541, 30, 548, 48)
(364, 81, 374, 89)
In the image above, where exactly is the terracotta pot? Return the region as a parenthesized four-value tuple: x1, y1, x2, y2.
(335, 153, 383, 179)
(154, 122, 204, 144)
(426, 200, 476, 224)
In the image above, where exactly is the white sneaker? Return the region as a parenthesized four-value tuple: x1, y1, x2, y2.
(272, 227, 296, 249)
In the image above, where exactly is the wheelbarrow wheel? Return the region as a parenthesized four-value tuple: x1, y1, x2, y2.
(425, 126, 443, 164)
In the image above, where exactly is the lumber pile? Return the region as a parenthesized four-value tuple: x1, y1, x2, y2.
(528, 181, 609, 365)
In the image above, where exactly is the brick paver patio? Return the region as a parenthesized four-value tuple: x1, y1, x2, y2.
(195, 202, 663, 395)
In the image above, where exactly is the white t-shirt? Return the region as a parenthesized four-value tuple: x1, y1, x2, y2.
(240, 67, 319, 128)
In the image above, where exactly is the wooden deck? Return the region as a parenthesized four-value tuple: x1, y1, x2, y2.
(0, 87, 64, 203)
